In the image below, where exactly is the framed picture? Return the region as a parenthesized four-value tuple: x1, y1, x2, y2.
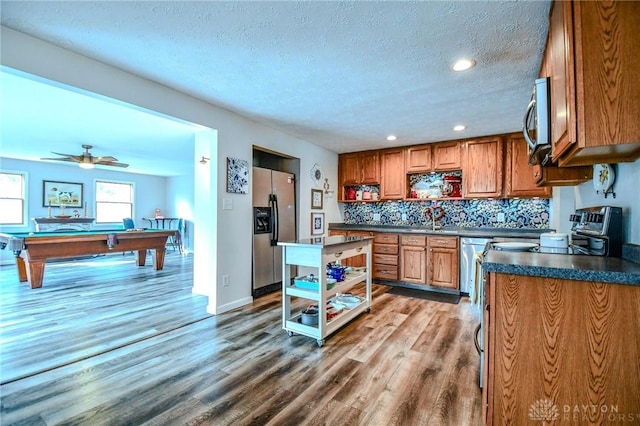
(43, 180, 83, 207)
(311, 212, 325, 235)
(226, 157, 249, 194)
(311, 189, 323, 209)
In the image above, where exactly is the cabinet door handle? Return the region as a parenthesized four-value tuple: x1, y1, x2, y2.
(436, 240, 446, 244)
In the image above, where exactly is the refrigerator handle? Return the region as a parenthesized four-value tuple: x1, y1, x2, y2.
(270, 194, 279, 246)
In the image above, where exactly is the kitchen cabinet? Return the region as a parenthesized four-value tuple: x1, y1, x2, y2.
(338, 151, 380, 185)
(328, 230, 373, 267)
(427, 236, 458, 290)
(372, 233, 399, 281)
(400, 235, 427, 284)
(547, 0, 640, 166)
(405, 144, 432, 174)
(432, 141, 462, 171)
(463, 137, 503, 198)
(533, 162, 592, 187)
(504, 134, 551, 197)
(338, 151, 380, 201)
(279, 236, 372, 347)
(379, 148, 405, 200)
(483, 272, 640, 424)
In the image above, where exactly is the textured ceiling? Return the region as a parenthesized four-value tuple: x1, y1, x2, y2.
(0, 1, 551, 176)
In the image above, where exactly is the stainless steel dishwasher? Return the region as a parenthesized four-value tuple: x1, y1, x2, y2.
(459, 237, 492, 299)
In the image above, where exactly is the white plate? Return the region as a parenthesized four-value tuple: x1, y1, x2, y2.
(593, 164, 615, 193)
(493, 242, 538, 251)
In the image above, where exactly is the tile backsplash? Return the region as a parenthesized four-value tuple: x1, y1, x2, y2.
(342, 198, 550, 229)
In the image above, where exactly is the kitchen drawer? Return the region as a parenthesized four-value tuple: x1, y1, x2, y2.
(401, 235, 427, 247)
(374, 243, 399, 255)
(374, 233, 399, 244)
(428, 236, 458, 249)
(373, 264, 398, 280)
(373, 253, 398, 266)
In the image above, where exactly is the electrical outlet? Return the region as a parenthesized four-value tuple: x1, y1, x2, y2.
(373, 213, 381, 221)
(222, 274, 230, 287)
(222, 198, 233, 210)
(497, 213, 506, 222)
(402, 213, 407, 221)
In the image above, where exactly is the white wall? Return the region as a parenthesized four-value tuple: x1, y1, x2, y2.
(553, 158, 640, 245)
(1, 27, 340, 313)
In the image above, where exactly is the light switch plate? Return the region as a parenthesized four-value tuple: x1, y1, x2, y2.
(222, 198, 233, 210)
(497, 212, 505, 222)
(373, 213, 381, 221)
(402, 213, 407, 221)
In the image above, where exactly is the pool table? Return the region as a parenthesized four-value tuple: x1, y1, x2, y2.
(0, 229, 176, 289)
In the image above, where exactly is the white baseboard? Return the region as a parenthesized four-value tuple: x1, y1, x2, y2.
(208, 296, 253, 315)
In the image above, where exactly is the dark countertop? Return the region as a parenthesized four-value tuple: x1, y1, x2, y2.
(328, 223, 551, 239)
(483, 248, 640, 285)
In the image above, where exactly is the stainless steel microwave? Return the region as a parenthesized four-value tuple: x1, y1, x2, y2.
(523, 77, 551, 165)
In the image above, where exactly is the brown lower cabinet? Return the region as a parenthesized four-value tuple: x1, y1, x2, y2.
(483, 272, 640, 425)
(330, 230, 459, 289)
(373, 233, 399, 280)
(400, 235, 427, 283)
(427, 236, 459, 290)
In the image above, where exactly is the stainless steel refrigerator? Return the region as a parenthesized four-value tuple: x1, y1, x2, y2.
(252, 167, 296, 295)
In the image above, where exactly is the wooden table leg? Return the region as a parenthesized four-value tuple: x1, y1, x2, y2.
(154, 248, 166, 270)
(15, 255, 28, 282)
(136, 249, 148, 266)
(26, 260, 45, 289)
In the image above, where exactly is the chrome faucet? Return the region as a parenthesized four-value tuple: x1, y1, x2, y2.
(426, 205, 440, 231)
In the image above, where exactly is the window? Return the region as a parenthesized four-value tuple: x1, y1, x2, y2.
(95, 180, 134, 224)
(0, 172, 27, 225)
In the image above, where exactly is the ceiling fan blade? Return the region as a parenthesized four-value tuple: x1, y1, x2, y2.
(94, 155, 119, 162)
(40, 156, 79, 162)
(50, 151, 80, 158)
(94, 160, 129, 168)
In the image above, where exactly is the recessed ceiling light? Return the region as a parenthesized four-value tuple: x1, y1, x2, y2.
(452, 58, 476, 72)
(386, 135, 397, 141)
(453, 125, 466, 131)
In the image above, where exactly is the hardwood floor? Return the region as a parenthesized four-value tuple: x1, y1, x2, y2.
(0, 252, 483, 425)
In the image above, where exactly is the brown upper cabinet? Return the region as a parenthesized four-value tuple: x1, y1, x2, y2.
(379, 148, 405, 200)
(338, 151, 379, 185)
(533, 162, 592, 187)
(338, 151, 380, 200)
(547, 0, 640, 166)
(432, 141, 461, 171)
(463, 137, 503, 198)
(405, 144, 432, 174)
(505, 134, 552, 197)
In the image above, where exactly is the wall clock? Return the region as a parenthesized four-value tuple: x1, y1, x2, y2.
(310, 163, 324, 187)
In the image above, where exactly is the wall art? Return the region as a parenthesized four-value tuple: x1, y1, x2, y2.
(311, 212, 325, 235)
(311, 189, 323, 209)
(43, 180, 83, 207)
(226, 157, 249, 194)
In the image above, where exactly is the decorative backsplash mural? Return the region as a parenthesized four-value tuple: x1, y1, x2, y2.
(342, 198, 550, 229)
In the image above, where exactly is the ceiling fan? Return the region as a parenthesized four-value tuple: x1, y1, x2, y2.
(41, 144, 129, 169)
